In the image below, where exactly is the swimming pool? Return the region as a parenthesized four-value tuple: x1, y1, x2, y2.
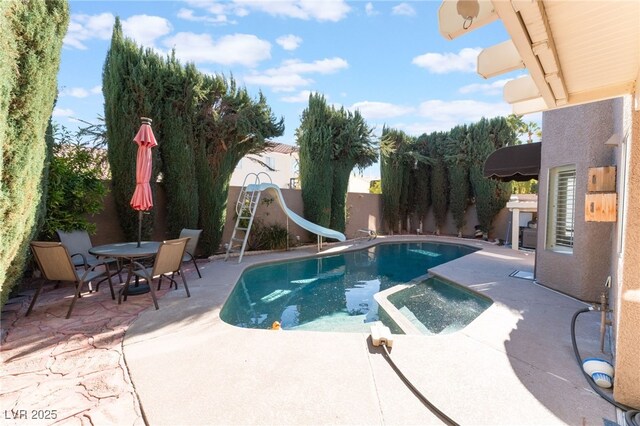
(220, 241, 479, 333)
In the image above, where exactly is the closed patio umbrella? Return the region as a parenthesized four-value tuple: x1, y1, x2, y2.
(130, 117, 158, 247)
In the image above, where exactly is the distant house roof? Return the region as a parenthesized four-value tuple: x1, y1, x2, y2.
(267, 143, 298, 155)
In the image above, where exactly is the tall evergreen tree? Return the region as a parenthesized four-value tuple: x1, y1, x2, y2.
(0, 0, 69, 307)
(380, 127, 413, 234)
(196, 83, 284, 252)
(329, 108, 376, 232)
(296, 94, 333, 228)
(429, 132, 449, 234)
(103, 19, 163, 241)
(445, 125, 472, 236)
(296, 94, 375, 233)
(468, 117, 514, 236)
(103, 22, 283, 253)
(409, 134, 431, 230)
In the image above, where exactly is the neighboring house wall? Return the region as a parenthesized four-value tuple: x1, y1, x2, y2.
(347, 173, 374, 193)
(230, 145, 298, 189)
(536, 99, 618, 301)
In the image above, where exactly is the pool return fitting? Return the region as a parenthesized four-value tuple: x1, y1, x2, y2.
(369, 322, 460, 426)
(570, 276, 639, 426)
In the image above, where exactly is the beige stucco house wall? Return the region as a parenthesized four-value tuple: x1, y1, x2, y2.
(536, 99, 618, 302)
(535, 96, 639, 406)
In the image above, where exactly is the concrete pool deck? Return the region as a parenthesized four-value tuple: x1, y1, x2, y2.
(122, 236, 617, 425)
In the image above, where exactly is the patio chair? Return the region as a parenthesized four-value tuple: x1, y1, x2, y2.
(56, 229, 122, 283)
(124, 237, 191, 310)
(28, 241, 115, 319)
(179, 228, 203, 278)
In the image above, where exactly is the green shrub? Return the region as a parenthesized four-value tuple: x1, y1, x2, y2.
(39, 125, 108, 239)
(248, 219, 290, 251)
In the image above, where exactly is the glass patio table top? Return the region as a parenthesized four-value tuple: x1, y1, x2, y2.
(89, 241, 160, 259)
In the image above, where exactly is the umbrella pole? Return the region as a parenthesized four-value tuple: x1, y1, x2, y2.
(138, 210, 142, 247)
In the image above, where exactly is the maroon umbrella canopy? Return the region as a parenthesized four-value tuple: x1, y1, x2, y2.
(483, 142, 541, 182)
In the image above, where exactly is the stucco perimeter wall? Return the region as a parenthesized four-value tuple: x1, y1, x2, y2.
(536, 99, 617, 301)
(92, 184, 510, 253)
(220, 187, 384, 247)
(615, 103, 640, 407)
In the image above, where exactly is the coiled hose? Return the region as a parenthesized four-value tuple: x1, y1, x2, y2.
(571, 308, 639, 425)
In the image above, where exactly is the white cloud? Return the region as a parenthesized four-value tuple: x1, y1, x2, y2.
(52, 107, 74, 117)
(62, 87, 89, 98)
(280, 90, 313, 103)
(163, 32, 271, 67)
(365, 2, 378, 16)
(458, 78, 511, 95)
(60, 85, 101, 98)
(245, 73, 312, 92)
(412, 47, 481, 74)
(244, 57, 348, 92)
(276, 34, 302, 51)
(177, 8, 231, 24)
(64, 13, 114, 49)
(417, 99, 512, 125)
(350, 101, 414, 120)
(392, 3, 416, 16)
(63, 13, 171, 49)
(234, 0, 350, 22)
(121, 15, 172, 47)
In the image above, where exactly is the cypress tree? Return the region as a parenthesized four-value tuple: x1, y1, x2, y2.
(297, 94, 333, 228)
(103, 23, 282, 252)
(380, 127, 413, 234)
(155, 58, 202, 237)
(329, 108, 376, 233)
(445, 125, 472, 236)
(297, 95, 375, 234)
(195, 83, 284, 253)
(410, 134, 431, 230)
(468, 117, 514, 237)
(429, 132, 449, 234)
(103, 19, 162, 241)
(0, 0, 69, 307)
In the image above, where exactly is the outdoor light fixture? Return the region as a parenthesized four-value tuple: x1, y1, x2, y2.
(457, 0, 480, 29)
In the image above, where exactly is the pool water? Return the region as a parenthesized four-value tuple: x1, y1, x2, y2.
(387, 277, 493, 335)
(220, 242, 478, 333)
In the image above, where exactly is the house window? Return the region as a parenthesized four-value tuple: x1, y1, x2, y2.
(547, 165, 577, 252)
(264, 156, 275, 170)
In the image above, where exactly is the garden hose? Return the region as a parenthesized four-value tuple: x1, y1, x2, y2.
(380, 343, 460, 426)
(571, 307, 640, 425)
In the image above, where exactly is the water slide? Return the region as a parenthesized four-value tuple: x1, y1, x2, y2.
(246, 183, 346, 242)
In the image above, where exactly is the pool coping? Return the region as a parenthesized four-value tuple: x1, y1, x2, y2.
(122, 235, 618, 425)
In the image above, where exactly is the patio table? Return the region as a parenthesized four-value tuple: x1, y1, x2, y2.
(89, 241, 160, 299)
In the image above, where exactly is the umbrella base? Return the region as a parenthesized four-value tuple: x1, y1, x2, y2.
(124, 284, 150, 296)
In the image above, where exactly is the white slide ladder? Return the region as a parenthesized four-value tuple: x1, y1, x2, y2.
(225, 173, 272, 263)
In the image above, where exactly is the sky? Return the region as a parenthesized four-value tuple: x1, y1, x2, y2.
(54, 0, 540, 178)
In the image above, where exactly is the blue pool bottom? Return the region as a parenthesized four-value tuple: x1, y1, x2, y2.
(220, 242, 486, 334)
